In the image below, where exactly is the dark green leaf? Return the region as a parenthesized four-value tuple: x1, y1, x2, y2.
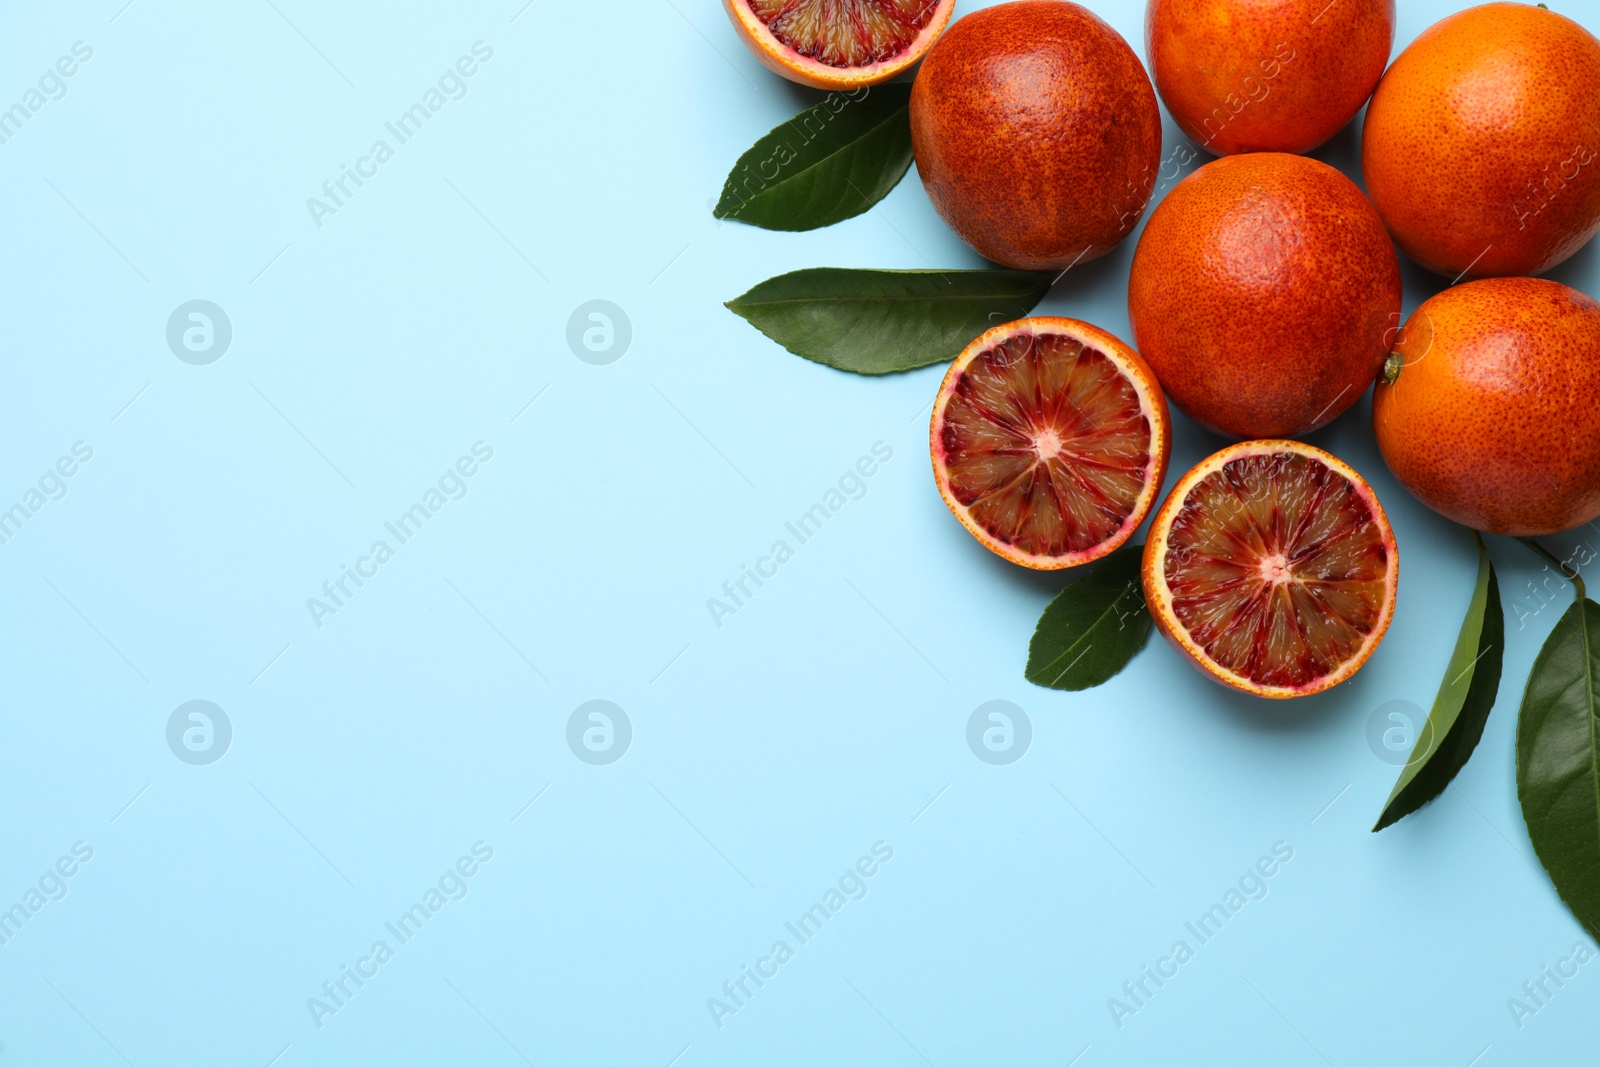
(714, 84, 913, 231)
(1518, 592, 1600, 941)
(1374, 533, 1504, 831)
(1025, 546, 1152, 691)
(726, 268, 1055, 375)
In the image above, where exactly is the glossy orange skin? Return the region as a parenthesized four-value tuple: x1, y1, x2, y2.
(1362, 3, 1600, 279)
(1373, 278, 1600, 536)
(909, 1, 1162, 270)
(1127, 153, 1401, 439)
(1146, 0, 1393, 155)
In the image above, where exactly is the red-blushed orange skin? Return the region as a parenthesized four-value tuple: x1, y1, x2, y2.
(1361, 2, 1600, 279)
(908, 1, 1162, 270)
(1141, 440, 1399, 699)
(1373, 278, 1600, 537)
(1127, 153, 1401, 439)
(721, 0, 956, 90)
(930, 317, 1171, 570)
(1146, 0, 1393, 155)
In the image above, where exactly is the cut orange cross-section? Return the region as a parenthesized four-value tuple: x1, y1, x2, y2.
(1142, 441, 1399, 699)
(930, 317, 1171, 570)
(723, 0, 956, 90)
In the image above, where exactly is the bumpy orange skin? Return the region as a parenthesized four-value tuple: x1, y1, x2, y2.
(1142, 441, 1399, 699)
(1146, 0, 1393, 155)
(1361, 2, 1600, 279)
(1127, 153, 1401, 440)
(722, 0, 956, 90)
(1373, 278, 1600, 536)
(909, 1, 1162, 270)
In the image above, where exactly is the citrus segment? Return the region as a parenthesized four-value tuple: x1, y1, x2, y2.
(1143, 442, 1398, 698)
(932, 318, 1170, 570)
(748, 0, 935, 67)
(724, 0, 955, 90)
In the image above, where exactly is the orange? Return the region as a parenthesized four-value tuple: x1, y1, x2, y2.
(1143, 441, 1399, 699)
(1361, 2, 1600, 279)
(930, 317, 1170, 570)
(908, 1, 1162, 270)
(722, 0, 955, 90)
(1146, 0, 1394, 155)
(1373, 277, 1600, 536)
(1127, 153, 1401, 439)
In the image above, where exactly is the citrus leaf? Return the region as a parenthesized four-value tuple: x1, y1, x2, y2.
(1025, 546, 1152, 691)
(1373, 533, 1504, 831)
(1517, 591, 1600, 941)
(726, 268, 1055, 375)
(714, 85, 913, 231)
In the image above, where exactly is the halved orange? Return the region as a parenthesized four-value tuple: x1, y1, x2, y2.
(723, 0, 956, 90)
(930, 317, 1170, 570)
(1142, 441, 1399, 699)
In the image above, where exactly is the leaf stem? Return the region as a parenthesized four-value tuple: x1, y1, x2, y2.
(1518, 536, 1587, 600)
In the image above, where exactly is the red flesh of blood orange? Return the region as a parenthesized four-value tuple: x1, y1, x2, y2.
(1143, 441, 1399, 698)
(724, 0, 955, 89)
(931, 318, 1170, 570)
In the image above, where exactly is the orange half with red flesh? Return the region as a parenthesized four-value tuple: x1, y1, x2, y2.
(723, 0, 956, 89)
(1142, 441, 1399, 699)
(931, 317, 1171, 570)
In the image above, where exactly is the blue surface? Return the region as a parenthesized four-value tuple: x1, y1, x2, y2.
(2, 1, 1598, 1064)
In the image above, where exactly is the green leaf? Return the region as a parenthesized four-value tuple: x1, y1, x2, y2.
(1373, 533, 1504, 831)
(1517, 591, 1600, 941)
(1025, 546, 1152, 691)
(726, 268, 1055, 375)
(714, 85, 914, 231)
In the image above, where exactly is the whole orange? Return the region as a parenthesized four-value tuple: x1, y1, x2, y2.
(1373, 277, 1600, 536)
(1146, 0, 1394, 155)
(1361, 2, 1600, 279)
(1127, 153, 1401, 439)
(909, 1, 1162, 270)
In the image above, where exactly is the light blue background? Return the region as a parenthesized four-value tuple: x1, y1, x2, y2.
(2, 0, 1597, 1063)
